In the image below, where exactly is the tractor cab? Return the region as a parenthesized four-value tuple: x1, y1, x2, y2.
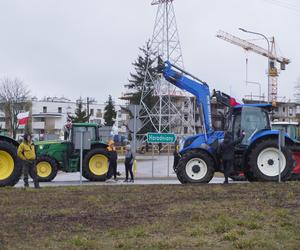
(226, 104, 272, 144)
(272, 122, 299, 141)
(65, 123, 100, 143)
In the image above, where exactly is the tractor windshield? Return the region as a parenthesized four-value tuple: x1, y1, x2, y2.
(72, 126, 97, 141)
(272, 124, 297, 141)
(241, 106, 270, 145)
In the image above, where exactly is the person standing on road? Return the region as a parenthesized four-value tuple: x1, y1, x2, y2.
(219, 132, 245, 184)
(17, 134, 40, 188)
(106, 140, 118, 181)
(124, 145, 135, 183)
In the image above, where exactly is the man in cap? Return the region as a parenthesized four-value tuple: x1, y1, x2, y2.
(17, 134, 40, 188)
(219, 131, 245, 184)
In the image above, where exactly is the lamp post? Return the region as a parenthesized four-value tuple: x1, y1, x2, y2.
(239, 28, 271, 102)
(245, 58, 262, 101)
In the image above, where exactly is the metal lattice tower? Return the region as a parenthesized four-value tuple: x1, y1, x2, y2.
(139, 0, 196, 135)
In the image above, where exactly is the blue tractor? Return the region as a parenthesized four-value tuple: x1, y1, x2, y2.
(161, 61, 297, 183)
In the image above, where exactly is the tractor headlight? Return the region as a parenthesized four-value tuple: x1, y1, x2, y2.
(179, 139, 185, 151)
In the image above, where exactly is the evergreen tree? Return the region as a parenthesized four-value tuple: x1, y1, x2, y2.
(104, 95, 116, 126)
(124, 40, 159, 134)
(125, 40, 159, 105)
(70, 99, 89, 123)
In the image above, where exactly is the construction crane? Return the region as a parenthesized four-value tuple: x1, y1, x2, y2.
(216, 30, 290, 104)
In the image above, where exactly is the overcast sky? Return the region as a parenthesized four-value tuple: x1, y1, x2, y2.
(0, 0, 299, 104)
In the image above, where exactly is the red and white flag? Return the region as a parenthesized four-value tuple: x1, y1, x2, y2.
(17, 111, 30, 125)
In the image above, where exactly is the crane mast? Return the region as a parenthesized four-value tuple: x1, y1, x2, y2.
(216, 30, 290, 104)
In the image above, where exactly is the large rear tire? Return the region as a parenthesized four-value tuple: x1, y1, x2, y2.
(83, 148, 109, 181)
(0, 141, 22, 187)
(176, 150, 215, 184)
(30, 156, 58, 182)
(248, 139, 294, 181)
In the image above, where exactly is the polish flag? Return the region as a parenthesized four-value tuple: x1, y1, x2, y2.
(17, 112, 30, 125)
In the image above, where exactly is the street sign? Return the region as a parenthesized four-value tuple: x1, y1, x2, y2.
(147, 133, 176, 144)
(127, 119, 143, 132)
(127, 104, 142, 115)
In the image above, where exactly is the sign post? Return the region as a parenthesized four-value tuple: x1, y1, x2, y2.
(147, 133, 176, 177)
(278, 129, 285, 183)
(74, 131, 91, 186)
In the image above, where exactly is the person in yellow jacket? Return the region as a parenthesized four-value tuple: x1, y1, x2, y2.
(17, 134, 40, 188)
(106, 140, 118, 181)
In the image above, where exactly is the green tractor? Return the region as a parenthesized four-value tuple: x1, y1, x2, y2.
(33, 123, 110, 182)
(0, 132, 22, 187)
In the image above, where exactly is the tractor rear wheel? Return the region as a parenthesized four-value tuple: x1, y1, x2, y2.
(176, 150, 215, 184)
(31, 156, 58, 182)
(0, 141, 22, 187)
(248, 139, 294, 181)
(83, 148, 109, 181)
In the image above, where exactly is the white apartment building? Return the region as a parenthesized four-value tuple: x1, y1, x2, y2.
(1, 97, 128, 140)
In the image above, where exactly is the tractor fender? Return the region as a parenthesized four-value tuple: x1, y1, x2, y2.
(0, 135, 19, 148)
(248, 130, 293, 146)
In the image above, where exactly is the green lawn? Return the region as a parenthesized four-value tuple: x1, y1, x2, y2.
(1, 183, 300, 249)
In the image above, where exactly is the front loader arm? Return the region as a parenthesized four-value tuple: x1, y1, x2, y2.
(161, 61, 213, 134)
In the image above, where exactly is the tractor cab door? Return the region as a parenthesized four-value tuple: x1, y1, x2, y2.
(240, 106, 271, 145)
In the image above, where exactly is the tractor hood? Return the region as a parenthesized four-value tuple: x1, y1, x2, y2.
(35, 140, 66, 151)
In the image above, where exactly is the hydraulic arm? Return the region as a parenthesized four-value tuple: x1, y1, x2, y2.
(161, 61, 213, 134)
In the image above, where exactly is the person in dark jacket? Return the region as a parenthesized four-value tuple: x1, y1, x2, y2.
(124, 145, 135, 182)
(106, 140, 118, 181)
(219, 132, 245, 184)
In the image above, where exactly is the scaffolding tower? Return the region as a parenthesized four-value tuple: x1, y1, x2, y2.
(139, 0, 196, 136)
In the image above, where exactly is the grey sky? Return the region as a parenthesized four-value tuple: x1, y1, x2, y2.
(0, 0, 299, 104)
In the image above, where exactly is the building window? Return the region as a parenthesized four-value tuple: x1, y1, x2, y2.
(90, 109, 94, 116)
(282, 107, 286, 113)
(184, 127, 188, 134)
(96, 109, 102, 118)
(58, 107, 62, 113)
(43, 106, 47, 113)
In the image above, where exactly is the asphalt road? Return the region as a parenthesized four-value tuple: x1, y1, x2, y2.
(14, 155, 247, 187)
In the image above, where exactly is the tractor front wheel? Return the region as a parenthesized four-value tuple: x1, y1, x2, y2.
(83, 148, 109, 181)
(0, 142, 22, 187)
(248, 139, 294, 181)
(176, 150, 215, 184)
(31, 156, 58, 182)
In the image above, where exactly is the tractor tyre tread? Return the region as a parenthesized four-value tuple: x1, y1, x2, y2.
(32, 155, 58, 182)
(0, 141, 22, 187)
(248, 139, 294, 181)
(83, 148, 109, 181)
(176, 150, 215, 184)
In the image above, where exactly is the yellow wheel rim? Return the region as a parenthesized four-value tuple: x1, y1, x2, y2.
(36, 161, 52, 178)
(0, 150, 14, 181)
(89, 154, 108, 176)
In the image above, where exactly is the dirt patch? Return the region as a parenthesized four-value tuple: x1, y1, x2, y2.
(1, 183, 300, 249)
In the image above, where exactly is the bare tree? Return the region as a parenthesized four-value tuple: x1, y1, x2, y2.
(0, 78, 31, 139)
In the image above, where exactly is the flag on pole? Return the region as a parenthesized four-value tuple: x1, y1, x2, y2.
(17, 111, 30, 125)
